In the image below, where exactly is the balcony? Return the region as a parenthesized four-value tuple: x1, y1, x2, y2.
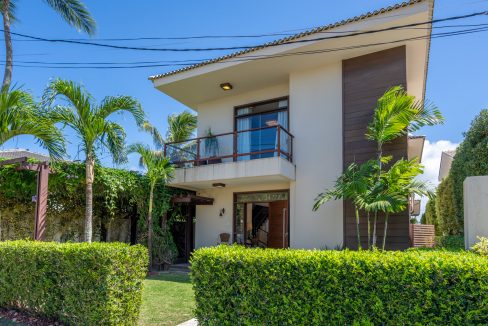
(164, 125, 295, 189)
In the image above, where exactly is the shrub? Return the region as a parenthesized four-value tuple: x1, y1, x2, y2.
(191, 245, 488, 325)
(0, 240, 148, 325)
(435, 235, 465, 251)
(435, 175, 461, 235)
(472, 236, 488, 256)
(450, 109, 488, 232)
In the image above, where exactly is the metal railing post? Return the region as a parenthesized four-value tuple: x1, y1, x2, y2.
(277, 126, 281, 158)
(196, 138, 201, 166)
(233, 131, 237, 162)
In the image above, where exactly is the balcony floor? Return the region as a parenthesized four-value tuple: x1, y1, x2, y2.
(169, 156, 295, 190)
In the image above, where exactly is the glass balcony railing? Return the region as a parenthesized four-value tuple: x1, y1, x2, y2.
(164, 125, 293, 168)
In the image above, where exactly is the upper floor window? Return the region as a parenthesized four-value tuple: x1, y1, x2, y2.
(235, 97, 289, 160)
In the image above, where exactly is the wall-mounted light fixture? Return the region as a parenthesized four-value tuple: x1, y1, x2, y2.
(212, 182, 226, 188)
(219, 82, 233, 91)
(219, 208, 226, 217)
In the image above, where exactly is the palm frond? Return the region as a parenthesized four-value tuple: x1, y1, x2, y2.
(0, 0, 17, 23)
(141, 121, 164, 149)
(0, 88, 65, 159)
(166, 111, 197, 143)
(43, 0, 96, 35)
(96, 95, 145, 126)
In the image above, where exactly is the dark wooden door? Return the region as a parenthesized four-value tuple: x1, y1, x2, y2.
(267, 200, 289, 248)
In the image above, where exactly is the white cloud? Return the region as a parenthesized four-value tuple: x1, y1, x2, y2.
(415, 139, 459, 216)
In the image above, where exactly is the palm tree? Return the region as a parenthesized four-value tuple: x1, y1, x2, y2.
(377, 158, 432, 250)
(1, 0, 96, 89)
(364, 86, 442, 248)
(43, 79, 144, 242)
(143, 110, 197, 163)
(0, 87, 64, 158)
(128, 143, 174, 267)
(313, 160, 377, 249)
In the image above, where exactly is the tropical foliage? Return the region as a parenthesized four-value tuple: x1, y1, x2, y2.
(0, 159, 186, 242)
(1, 0, 96, 89)
(314, 86, 442, 249)
(128, 143, 175, 268)
(0, 88, 65, 159)
(43, 79, 145, 242)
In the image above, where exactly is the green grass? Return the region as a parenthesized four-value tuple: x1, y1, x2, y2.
(139, 273, 195, 326)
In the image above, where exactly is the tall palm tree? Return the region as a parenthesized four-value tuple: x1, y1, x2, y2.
(0, 87, 64, 158)
(43, 79, 144, 242)
(128, 143, 174, 268)
(364, 86, 442, 248)
(1, 0, 96, 89)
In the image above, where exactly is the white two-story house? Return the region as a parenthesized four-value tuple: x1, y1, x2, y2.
(150, 0, 431, 254)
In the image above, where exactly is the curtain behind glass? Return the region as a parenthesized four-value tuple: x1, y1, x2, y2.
(237, 117, 251, 161)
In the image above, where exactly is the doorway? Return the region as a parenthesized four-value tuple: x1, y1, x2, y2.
(233, 190, 289, 248)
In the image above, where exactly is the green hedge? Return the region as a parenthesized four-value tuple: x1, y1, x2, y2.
(0, 241, 148, 325)
(435, 235, 465, 251)
(191, 246, 488, 325)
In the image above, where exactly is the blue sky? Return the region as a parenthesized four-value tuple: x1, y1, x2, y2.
(2, 0, 488, 181)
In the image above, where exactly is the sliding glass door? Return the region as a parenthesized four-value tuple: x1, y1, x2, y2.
(235, 98, 288, 161)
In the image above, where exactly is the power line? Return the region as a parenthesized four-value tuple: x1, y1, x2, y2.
(5, 25, 488, 70)
(1, 11, 487, 52)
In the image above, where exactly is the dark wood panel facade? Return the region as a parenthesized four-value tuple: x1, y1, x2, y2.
(342, 46, 409, 250)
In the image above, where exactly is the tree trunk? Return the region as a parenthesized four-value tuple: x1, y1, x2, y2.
(372, 212, 378, 248)
(147, 182, 155, 270)
(367, 212, 371, 249)
(354, 206, 361, 250)
(382, 213, 389, 250)
(84, 156, 95, 242)
(2, 0, 12, 90)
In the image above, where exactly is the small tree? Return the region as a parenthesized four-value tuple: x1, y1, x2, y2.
(128, 143, 174, 268)
(314, 86, 442, 250)
(44, 79, 144, 242)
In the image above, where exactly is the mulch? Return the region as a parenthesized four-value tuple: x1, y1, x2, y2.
(0, 308, 64, 326)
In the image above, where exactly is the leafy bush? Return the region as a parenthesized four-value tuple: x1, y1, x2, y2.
(435, 235, 465, 250)
(435, 175, 461, 235)
(472, 237, 488, 256)
(449, 109, 488, 233)
(191, 245, 488, 325)
(0, 240, 148, 325)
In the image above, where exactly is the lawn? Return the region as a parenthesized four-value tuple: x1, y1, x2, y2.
(139, 273, 195, 326)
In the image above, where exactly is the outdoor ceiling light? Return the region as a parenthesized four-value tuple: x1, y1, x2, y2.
(212, 182, 226, 188)
(220, 82, 233, 91)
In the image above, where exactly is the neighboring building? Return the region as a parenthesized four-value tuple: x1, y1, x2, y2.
(438, 150, 456, 181)
(0, 149, 50, 162)
(150, 0, 434, 251)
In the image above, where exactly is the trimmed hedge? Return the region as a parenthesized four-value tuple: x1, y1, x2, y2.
(0, 241, 148, 325)
(191, 245, 488, 325)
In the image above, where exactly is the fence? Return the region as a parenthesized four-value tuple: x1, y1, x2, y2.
(409, 224, 435, 248)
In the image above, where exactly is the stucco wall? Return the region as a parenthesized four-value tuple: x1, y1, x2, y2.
(194, 183, 290, 248)
(464, 176, 488, 248)
(289, 62, 343, 249)
(190, 63, 344, 250)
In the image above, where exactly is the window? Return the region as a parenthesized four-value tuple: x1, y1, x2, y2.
(235, 98, 289, 160)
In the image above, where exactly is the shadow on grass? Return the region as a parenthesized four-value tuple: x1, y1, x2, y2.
(146, 273, 191, 284)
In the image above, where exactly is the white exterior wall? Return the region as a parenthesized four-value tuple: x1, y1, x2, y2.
(464, 176, 488, 249)
(190, 62, 343, 249)
(194, 183, 289, 248)
(289, 62, 343, 249)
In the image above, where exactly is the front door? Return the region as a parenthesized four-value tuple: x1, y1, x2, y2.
(267, 200, 289, 248)
(233, 191, 289, 248)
